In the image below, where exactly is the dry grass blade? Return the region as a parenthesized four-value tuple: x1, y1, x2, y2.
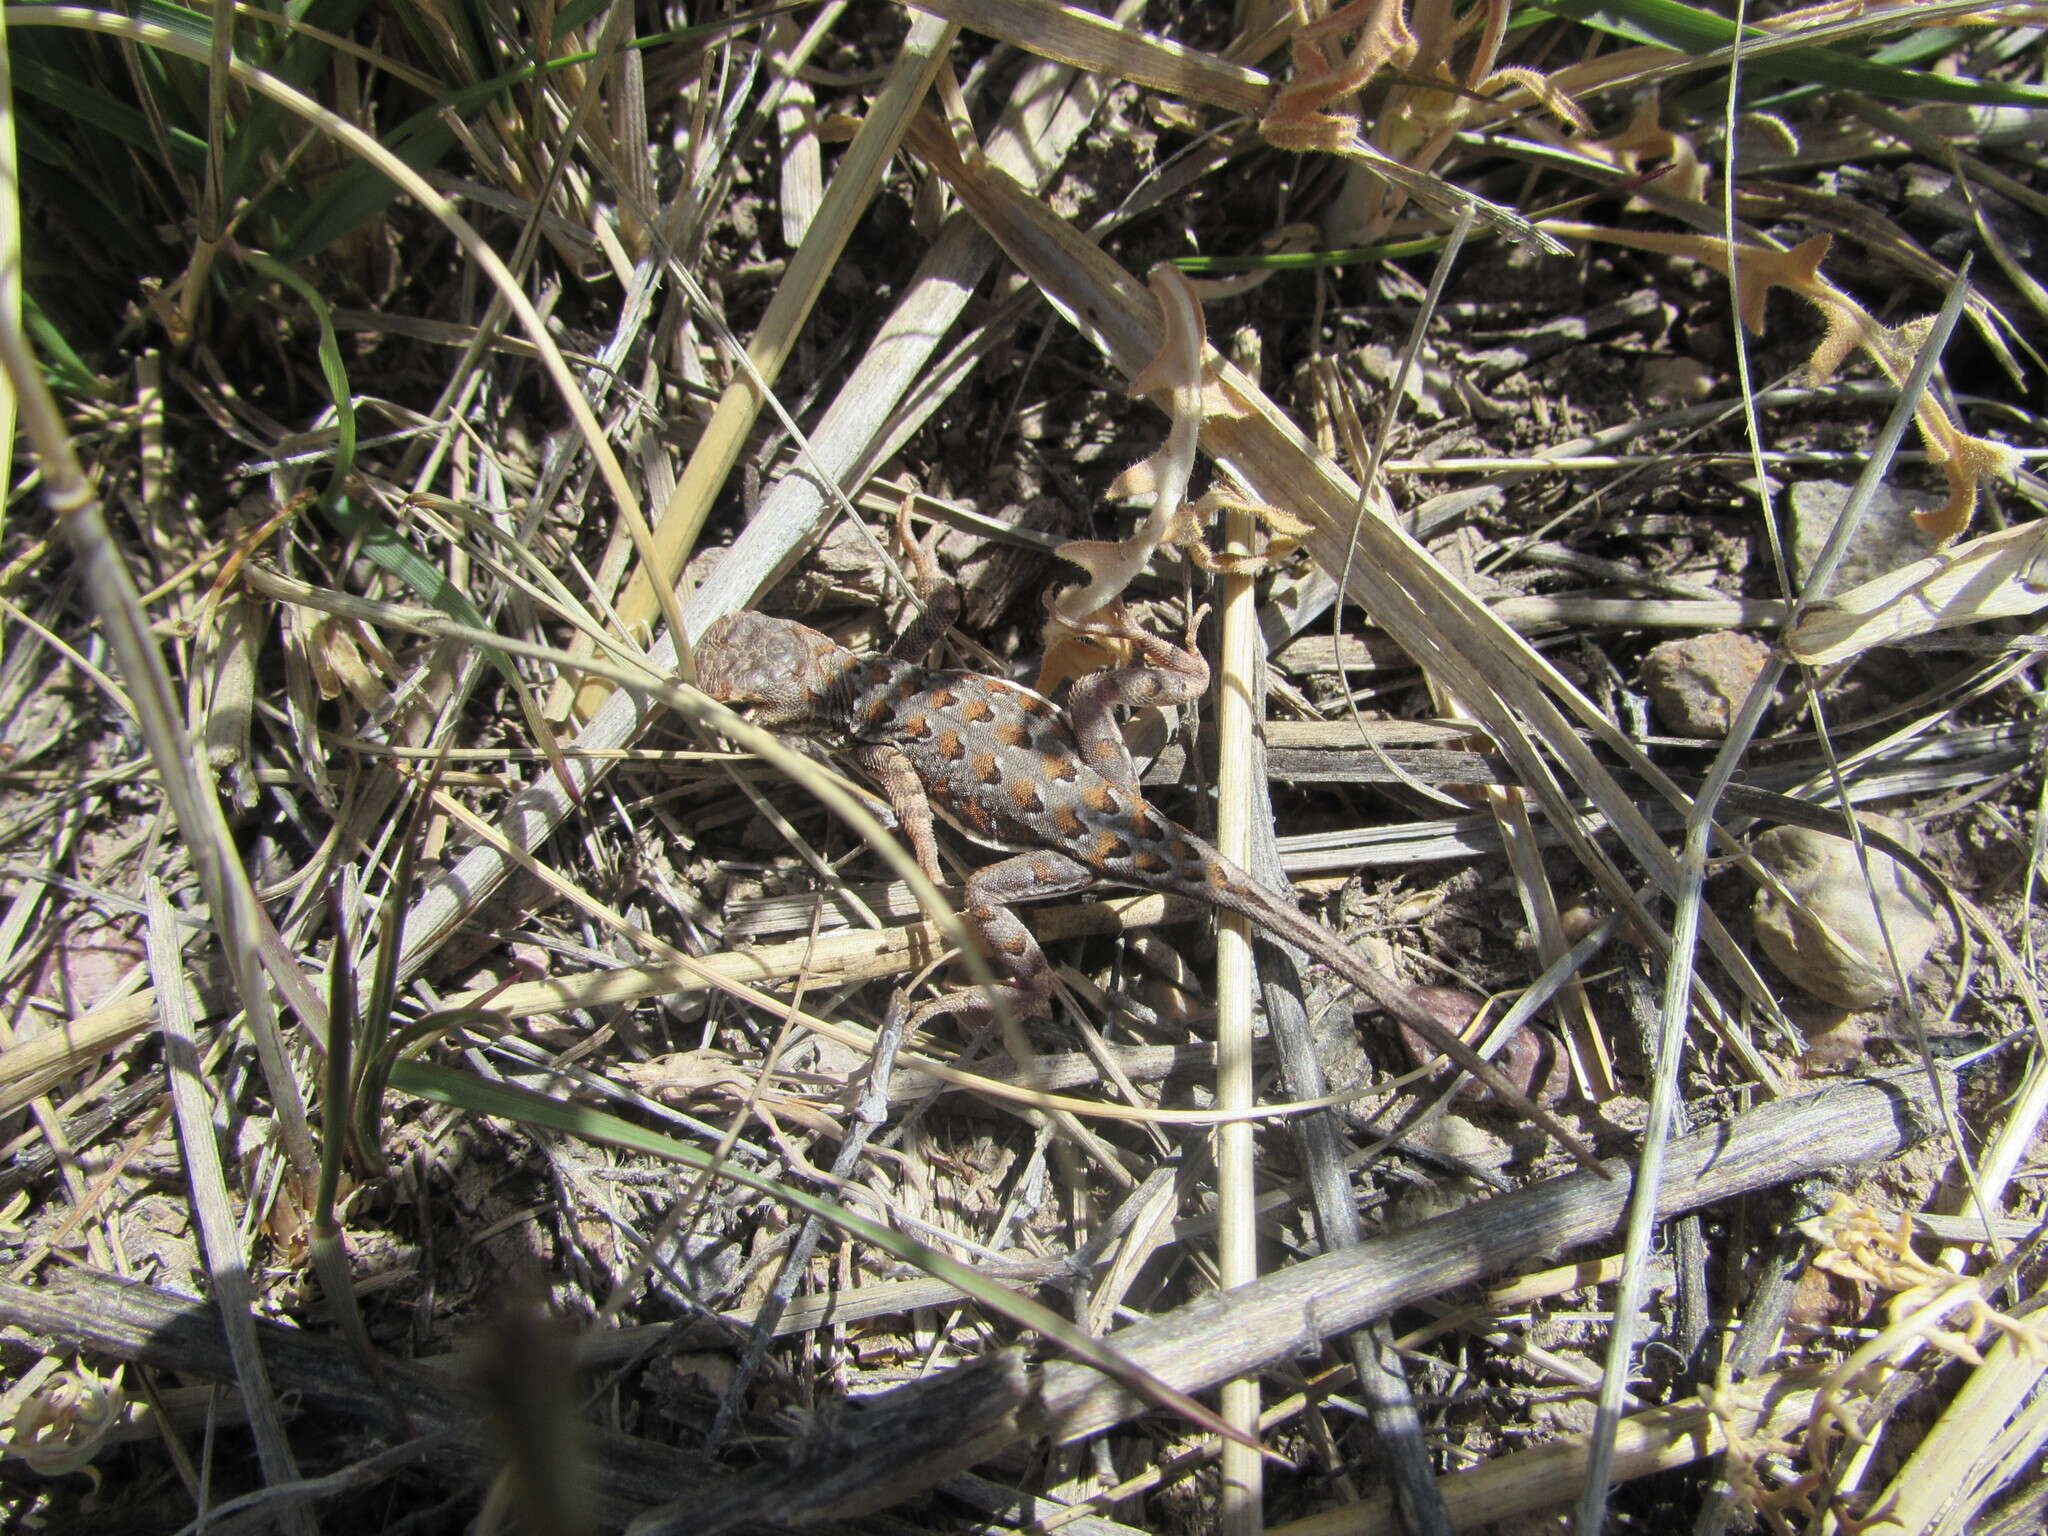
(0, 994, 163, 1118)
(1876, 1330, 2048, 1534)
(654, 1070, 1945, 1521)
(12, 1, 2048, 1527)
(906, 0, 1271, 117)
(2, 297, 324, 1198)
(1267, 1367, 1836, 1536)
(1574, 252, 1983, 1536)
(143, 883, 311, 1534)
(0, 0, 18, 470)
(1786, 518, 2048, 664)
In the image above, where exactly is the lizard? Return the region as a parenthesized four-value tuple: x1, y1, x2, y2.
(692, 575, 1600, 1171)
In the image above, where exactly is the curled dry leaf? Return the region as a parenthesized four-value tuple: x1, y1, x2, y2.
(1786, 516, 2048, 664)
(305, 612, 397, 711)
(1260, 0, 1562, 249)
(1047, 263, 1215, 630)
(1263, 0, 1419, 155)
(1788, 1193, 2048, 1520)
(1041, 264, 1308, 689)
(1571, 95, 1709, 205)
(1341, 0, 1590, 241)
(4, 1362, 127, 1483)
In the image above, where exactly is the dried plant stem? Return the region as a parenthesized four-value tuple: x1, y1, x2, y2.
(4, 890, 1202, 1120)
(0, 0, 17, 467)
(1214, 501, 1264, 1525)
(601, 1071, 1943, 1523)
(1875, 1330, 2048, 1534)
(1573, 258, 1979, 1533)
(1267, 1369, 1835, 1536)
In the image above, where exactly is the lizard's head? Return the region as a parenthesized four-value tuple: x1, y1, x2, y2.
(692, 610, 852, 731)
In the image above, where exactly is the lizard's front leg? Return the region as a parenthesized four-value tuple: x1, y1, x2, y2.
(905, 850, 1096, 1031)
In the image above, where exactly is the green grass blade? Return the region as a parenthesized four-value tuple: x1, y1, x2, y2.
(1534, 0, 2048, 108)
(278, 119, 459, 264)
(276, 3, 810, 260)
(237, 248, 356, 499)
(7, 48, 208, 168)
(321, 498, 507, 645)
(238, 255, 577, 795)
(21, 293, 113, 396)
(131, 0, 213, 50)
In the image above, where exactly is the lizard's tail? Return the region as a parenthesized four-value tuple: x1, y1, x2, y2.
(1192, 850, 1607, 1173)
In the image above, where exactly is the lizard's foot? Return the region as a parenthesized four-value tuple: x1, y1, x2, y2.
(1053, 595, 1209, 656)
(893, 496, 946, 595)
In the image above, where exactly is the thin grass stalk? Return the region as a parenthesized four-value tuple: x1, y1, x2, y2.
(390, 1064, 1261, 1478)
(1214, 500, 1264, 1524)
(144, 883, 313, 1536)
(386, 0, 649, 612)
(1571, 266, 1980, 1533)
(1877, 1328, 2048, 1535)
(307, 873, 394, 1419)
(1266, 1368, 1837, 1536)
(347, 760, 426, 1164)
(906, 0, 1270, 115)
(0, 0, 19, 474)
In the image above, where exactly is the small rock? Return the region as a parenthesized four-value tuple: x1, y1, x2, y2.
(1786, 480, 1942, 597)
(1751, 816, 1941, 1009)
(1641, 631, 1773, 737)
(1795, 1008, 1868, 1073)
(1384, 1113, 1511, 1229)
(1639, 355, 1714, 407)
(1395, 987, 1570, 1108)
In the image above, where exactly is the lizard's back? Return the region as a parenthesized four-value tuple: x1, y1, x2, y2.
(860, 663, 1221, 894)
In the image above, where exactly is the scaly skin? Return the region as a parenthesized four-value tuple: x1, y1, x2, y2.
(694, 602, 1600, 1169)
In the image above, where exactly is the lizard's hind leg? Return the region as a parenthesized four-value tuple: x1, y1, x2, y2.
(1060, 604, 1211, 795)
(903, 850, 1095, 1032)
